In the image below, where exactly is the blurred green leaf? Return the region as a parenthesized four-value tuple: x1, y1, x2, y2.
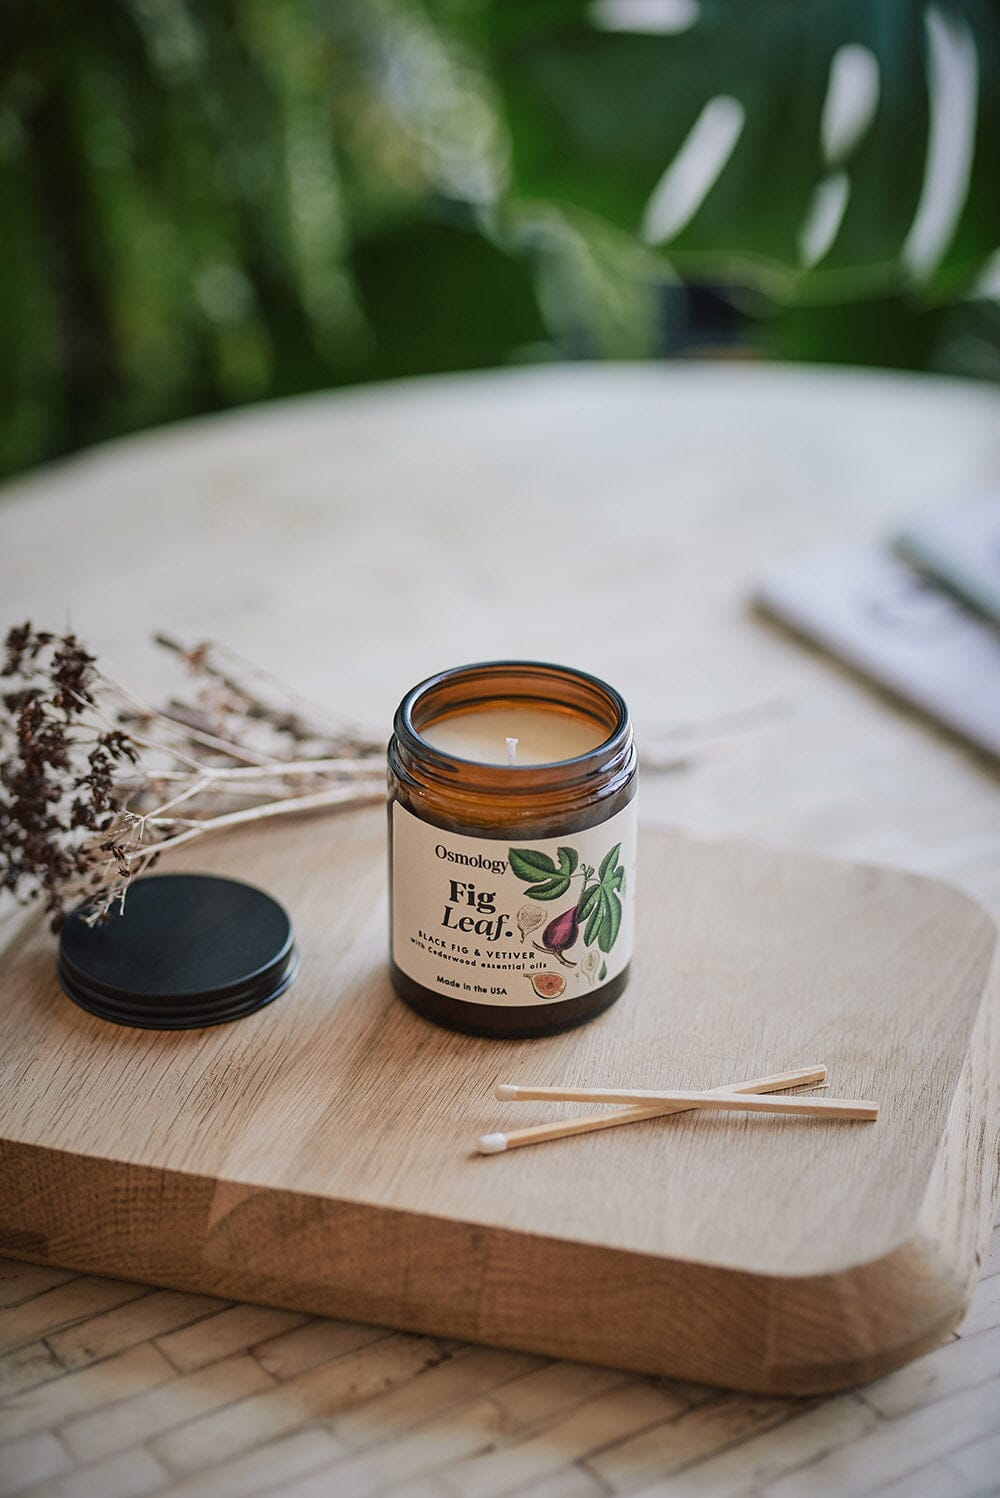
(491, 0, 1000, 302)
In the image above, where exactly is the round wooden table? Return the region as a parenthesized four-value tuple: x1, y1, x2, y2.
(1, 364, 998, 1495)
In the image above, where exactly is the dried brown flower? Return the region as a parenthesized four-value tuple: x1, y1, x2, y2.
(1, 626, 135, 927)
(1, 624, 384, 930)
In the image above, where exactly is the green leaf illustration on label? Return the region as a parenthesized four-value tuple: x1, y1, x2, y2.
(508, 844, 576, 901)
(508, 848, 558, 881)
(508, 837, 626, 959)
(577, 884, 601, 922)
(600, 885, 622, 953)
(599, 843, 621, 882)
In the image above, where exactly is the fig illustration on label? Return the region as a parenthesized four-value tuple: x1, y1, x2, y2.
(509, 841, 626, 974)
(524, 971, 566, 1000)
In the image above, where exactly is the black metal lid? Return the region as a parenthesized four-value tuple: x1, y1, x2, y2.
(58, 873, 298, 1029)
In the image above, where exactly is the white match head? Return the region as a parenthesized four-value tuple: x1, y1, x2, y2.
(495, 1083, 519, 1100)
(478, 1133, 508, 1154)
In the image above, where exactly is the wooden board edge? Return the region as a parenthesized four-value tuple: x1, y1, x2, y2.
(1, 1112, 994, 1398)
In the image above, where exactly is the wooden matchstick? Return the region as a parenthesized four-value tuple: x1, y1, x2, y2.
(493, 1081, 877, 1121)
(477, 1065, 828, 1154)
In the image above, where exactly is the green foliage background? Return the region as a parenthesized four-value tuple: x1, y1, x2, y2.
(1, 0, 997, 479)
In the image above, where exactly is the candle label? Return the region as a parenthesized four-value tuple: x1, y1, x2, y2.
(391, 801, 636, 1005)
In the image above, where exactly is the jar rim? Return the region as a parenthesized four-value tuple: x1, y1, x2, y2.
(392, 660, 631, 793)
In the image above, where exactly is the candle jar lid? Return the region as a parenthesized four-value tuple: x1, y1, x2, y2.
(58, 873, 298, 1029)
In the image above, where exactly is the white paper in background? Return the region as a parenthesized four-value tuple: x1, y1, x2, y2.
(756, 545, 1000, 760)
(896, 492, 1000, 627)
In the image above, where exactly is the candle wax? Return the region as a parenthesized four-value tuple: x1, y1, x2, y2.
(420, 705, 606, 766)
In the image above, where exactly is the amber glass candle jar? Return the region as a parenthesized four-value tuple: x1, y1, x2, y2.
(387, 662, 637, 1038)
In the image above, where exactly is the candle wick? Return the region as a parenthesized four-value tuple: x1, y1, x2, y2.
(506, 737, 518, 766)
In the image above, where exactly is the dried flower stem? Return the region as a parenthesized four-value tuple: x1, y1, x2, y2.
(126, 782, 384, 860)
(147, 757, 385, 783)
(102, 674, 281, 765)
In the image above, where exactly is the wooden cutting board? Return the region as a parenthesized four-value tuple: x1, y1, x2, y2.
(1, 811, 997, 1395)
